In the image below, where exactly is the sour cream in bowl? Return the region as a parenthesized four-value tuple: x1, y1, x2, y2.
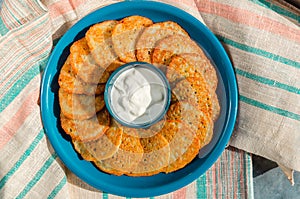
(104, 62, 171, 128)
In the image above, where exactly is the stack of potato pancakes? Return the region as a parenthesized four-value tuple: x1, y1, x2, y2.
(58, 16, 220, 176)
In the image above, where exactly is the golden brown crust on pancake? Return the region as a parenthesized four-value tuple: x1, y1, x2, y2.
(85, 20, 119, 69)
(105, 59, 124, 72)
(136, 21, 188, 63)
(172, 77, 212, 119)
(94, 132, 144, 175)
(211, 93, 220, 121)
(58, 56, 105, 95)
(157, 120, 198, 173)
(166, 54, 202, 83)
(60, 108, 110, 141)
(163, 120, 201, 173)
(173, 78, 217, 145)
(167, 101, 212, 145)
(70, 38, 111, 84)
(164, 135, 200, 173)
(166, 54, 220, 121)
(127, 134, 170, 176)
(72, 126, 123, 162)
(179, 53, 218, 91)
(152, 34, 206, 66)
(59, 89, 105, 120)
(112, 15, 153, 63)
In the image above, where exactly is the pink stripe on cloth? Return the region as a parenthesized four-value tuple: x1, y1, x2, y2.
(205, 168, 210, 198)
(48, 0, 88, 19)
(70, 0, 89, 7)
(239, 151, 245, 199)
(218, 160, 223, 197)
(211, 163, 216, 198)
(173, 0, 197, 8)
(229, 149, 237, 198)
(196, 0, 300, 42)
(0, 88, 39, 149)
(172, 186, 187, 199)
(48, 1, 76, 19)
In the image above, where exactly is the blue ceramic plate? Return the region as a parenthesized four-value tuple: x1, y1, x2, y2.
(41, 1, 238, 198)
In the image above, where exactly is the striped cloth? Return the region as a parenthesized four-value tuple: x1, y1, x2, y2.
(196, 0, 300, 171)
(0, 0, 298, 198)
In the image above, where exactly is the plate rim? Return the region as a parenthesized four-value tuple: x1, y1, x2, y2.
(40, 1, 238, 197)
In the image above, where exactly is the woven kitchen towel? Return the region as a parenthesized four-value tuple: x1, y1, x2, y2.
(7, 0, 300, 198)
(195, 0, 300, 172)
(66, 147, 252, 199)
(0, 1, 253, 198)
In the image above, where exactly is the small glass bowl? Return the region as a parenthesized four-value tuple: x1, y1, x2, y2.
(104, 62, 171, 128)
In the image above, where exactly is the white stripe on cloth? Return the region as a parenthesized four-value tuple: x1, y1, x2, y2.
(0, 0, 47, 31)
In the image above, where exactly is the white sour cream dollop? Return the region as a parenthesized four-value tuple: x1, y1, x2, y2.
(110, 67, 166, 123)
